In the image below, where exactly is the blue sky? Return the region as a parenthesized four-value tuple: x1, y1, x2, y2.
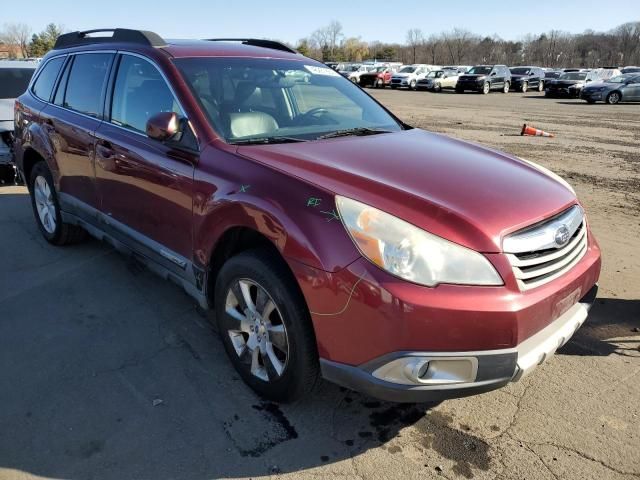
(10, 0, 638, 44)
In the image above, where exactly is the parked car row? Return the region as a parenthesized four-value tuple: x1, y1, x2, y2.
(327, 61, 639, 104)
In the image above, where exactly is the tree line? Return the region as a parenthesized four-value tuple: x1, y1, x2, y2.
(296, 21, 640, 68)
(0, 23, 65, 58)
(2, 20, 639, 68)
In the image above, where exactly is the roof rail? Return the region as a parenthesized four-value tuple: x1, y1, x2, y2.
(206, 38, 297, 54)
(54, 29, 166, 50)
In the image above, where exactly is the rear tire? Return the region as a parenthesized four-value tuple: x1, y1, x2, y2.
(538, 80, 544, 92)
(215, 249, 320, 402)
(28, 161, 86, 245)
(455, 87, 464, 94)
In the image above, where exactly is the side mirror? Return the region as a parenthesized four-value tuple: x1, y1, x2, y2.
(491, 71, 497, 76)
(146, 112, 181, 141)
(586, 79, 592, 83)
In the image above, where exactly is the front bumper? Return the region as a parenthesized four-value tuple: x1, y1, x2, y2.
(0, 131, 13, 166)
(321, 284, 598, 402)
(457, 81, 483, 91)
(581, 91, 603, 101)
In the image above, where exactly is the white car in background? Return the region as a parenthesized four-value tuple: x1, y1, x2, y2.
(390, 64, 441, 90)
(341, 64, 376, 83)
(416, 69, 462, 91)
(0, 60, 39, 184)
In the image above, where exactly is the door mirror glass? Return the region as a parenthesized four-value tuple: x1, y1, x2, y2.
(146, 111, 181, 141)
(491, 71, 497, 76)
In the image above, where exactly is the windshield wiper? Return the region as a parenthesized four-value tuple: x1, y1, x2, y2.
(231, 136, 308, 145)
(315, 127, 393, 140)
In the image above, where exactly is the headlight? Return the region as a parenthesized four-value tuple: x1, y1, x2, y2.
(335, 196, 503, 287)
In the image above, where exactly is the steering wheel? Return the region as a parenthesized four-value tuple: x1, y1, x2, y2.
(294, 107, 335, 125)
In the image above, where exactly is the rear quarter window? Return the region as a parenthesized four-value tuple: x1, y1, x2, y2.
(63, 53, 114, 117)
(31, 57, 65, 101)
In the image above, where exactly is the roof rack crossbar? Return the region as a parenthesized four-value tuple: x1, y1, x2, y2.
(206, 38, 297, 54)
(54, 29, 166, 50)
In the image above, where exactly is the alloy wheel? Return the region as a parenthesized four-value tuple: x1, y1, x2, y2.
(34, 175, 57, 234)
(521, 82, 528, 93)
(224, 278, 289, 382)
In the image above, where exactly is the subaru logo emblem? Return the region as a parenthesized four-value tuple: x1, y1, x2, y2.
(554, 225, 571, 247)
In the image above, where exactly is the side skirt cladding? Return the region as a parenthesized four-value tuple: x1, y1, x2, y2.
(58, 193, 209, 310)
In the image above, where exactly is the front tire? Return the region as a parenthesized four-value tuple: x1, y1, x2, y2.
(502, 82, 510, 93)
(0, 164, 15, 184)
(538, 80, 544, 92)
(434, 82, 442, 93)
(606, 91, 621, 104)
(482, 82, 490, 94)
(409, 80, 417, 90)
(215, 249, 320, 402)
(521, 82, 528, 93)
(29, 161, 86, 245)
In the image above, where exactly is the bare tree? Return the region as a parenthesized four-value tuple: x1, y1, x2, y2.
(0, 22, 32, 57)
(406, 28, 423, 64)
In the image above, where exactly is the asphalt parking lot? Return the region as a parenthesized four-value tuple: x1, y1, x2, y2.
(1, 89, 639, 480)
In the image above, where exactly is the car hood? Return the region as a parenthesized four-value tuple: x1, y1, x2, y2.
(0, 99, 15, 123)
(393, 73, 411, 78)
(551, 79, 584, 86)
(236, 129, 576, 253)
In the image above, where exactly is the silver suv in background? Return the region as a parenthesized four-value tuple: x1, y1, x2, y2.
(0, 60, 39, 183)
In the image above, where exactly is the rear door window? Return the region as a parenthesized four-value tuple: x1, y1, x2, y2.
(63, 53, 114, 117)
(31, 57, 64, 101)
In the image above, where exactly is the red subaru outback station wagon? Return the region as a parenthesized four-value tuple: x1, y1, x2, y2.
(14, 29, 601, 403)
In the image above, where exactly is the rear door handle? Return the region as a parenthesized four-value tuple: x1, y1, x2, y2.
(96, 140, 115, 159)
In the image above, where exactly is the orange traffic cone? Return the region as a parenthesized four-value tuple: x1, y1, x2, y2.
(521, 124, 555, 137)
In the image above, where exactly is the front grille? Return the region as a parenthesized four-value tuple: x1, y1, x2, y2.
(504, 206, 587, 291)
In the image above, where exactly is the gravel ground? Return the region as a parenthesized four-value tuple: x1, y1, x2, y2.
(0, 89, 638, 480)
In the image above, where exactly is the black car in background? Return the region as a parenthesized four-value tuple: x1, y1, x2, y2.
(621, 66, 640, 74)
(544, 70, 562, 80)
(455, 65, 511, 94)
(581, 73, 640, 104)
(509, 66, 545, 92)
(545, 71, 598, 98)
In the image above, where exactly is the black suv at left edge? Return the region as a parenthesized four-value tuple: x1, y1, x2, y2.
(455, 65, 511, 94)
(509, 66, 545, 92)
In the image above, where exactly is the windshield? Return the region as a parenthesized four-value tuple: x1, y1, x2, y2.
(467, 66, 491, 75)
(607, 75, 628, 83)
(510, 67, 530, 75)
(399, 66, 416, 73)
(0, 68, 36, 99)
(560, 72, 587, 80)
(175, 58, 402, 142)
